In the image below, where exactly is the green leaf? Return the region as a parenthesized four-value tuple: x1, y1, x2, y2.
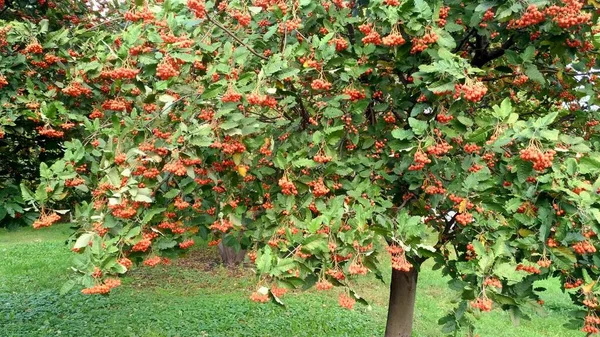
(73, 233, 94, 249)
(408, 118, 428, 136)
(525, 64, 545, 84)
(257, 246, 273, 273)
(391, 129, 414, 140)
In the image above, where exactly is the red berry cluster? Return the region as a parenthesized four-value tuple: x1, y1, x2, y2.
(483, 277, 502, 289)
(383, 0, 400, 5)
(454, 82, 488, 102)
(348, 261, 369, 275)
(546, 0, 591, 29)
(174, 197, 190, 210)
(101, 98, 130, 111)
(537, 259, 552, 268)
(311, 78, 332, 91)
(156, 57, 180, 80)
(316, 279, 334, 290)
(62, 82, 92, 97)
(32, 212, 61, 229)
(89, 109, 104, 119)
(222, 88, 242, 103)
(163, 160, 187, 176)
(143, 256, 163, 267)
(572, 241, 596, 255)
(426, 141, 453, 157)
(387, 244, 413, 272)
(516, 264, 541, 274)
(314, 154, 332, 163)
(410, 31, 438, 54)
(436, 113, 453, 123)
(187, 0, 206, 18)
(0, 75, 7, 89)
(509, 5, 545, 29)
(65, 177, 85, 187)
(209, 219, 234, 233)
(338, 293, 356, 310)
(250, 291, 270, 303)
(519, 147, 556, 171)
(246, 93, 277, 108)
(343, 87, 366, 101)
(278, 177, 298, 195)
(438, 6, 449, 27)
(231, 10, 251, 27)
(408, 151, 431, 171)
(100, 67, 140, 80)
(330, 37, 349, 51)
(512, 74, 528, 86)
(455, 212, 473, 226)
(309, 178, 330, 197)
(470, 297, 492, 312)
(179, 239, 195, 249)
(382, 32, 405, 47)
(23, 42, 43, 54)
(463, 143, 481, 154)
(81, 279, 121, 295)
(123, 8, 155, 22)
(482, 8, 495, 21)
(119, 257, 133, 269)
(278, 18, 302, 33)
(37, 126, 65, 138)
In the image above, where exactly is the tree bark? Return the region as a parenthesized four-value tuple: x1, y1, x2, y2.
(217, 242, 246, 266)
(384, 268, 418, 337)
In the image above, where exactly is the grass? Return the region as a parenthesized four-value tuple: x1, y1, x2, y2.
(0, 224, 580, 337)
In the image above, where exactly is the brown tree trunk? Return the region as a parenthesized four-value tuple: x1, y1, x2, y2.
(217, 242, 246, 266)
(384, 268, 418, 337)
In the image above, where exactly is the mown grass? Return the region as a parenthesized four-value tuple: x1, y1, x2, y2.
(0, 224, 580, 336)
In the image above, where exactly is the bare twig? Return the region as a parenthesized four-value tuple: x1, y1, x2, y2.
(206, 14, 268, 61)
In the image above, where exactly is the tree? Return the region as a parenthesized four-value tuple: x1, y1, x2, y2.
(4, 0, 600, 336)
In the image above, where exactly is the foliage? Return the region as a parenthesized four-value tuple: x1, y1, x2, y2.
(2, 0, 600, 334)
(0, 224, 581, 337)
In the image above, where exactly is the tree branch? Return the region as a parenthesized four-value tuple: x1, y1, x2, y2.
(206, 15, 268, 61)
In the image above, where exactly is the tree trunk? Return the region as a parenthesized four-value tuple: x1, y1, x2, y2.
(217, 242, 246, 266)
(384, 268, 418, 337)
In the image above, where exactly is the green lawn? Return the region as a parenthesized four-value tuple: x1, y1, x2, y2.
(0, 224, 580, 337)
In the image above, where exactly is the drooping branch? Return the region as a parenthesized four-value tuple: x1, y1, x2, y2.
(471, 35, 516, 68)
(206, 15, 268, 61)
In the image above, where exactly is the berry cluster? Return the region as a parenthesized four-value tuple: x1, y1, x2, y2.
(426, 141, 453, 157)
(246, 93, 277, 108)
(311, 78, 332, 91)
(100, 67, 140, 80)
(455, 212, 473, 226)
(410, 31, 438, 54)
(454, 82, 488, 102)
(382, 32, 405, 47)
(343, 87, 366, 101)
(316, 279, 334, 290)
(509, 5, 545, 29)
(101, 98, 130, 111)
(572, 241, 596, 255)
(313, 154, 332, 163)
(230, 10, 251, 27)
(483, 277, 502, 289)
(387, 244, 413, 272)
(383, 0, 400, 5)
(513, 74, 529, 86)
(278, 177, 298, 195)
(179, 239, 195, 249)
(163, 160, 187, 176)
(119, 257, 133, 269)
(209, 219, 234, 233)
(156, 57, 180, 80)
(124, 8, 155, 22)
(482, 8, 495, 22)
(546, 0, 591, 29)
(187, 0, 206, 18)
(81, 278, 121, 295)
(309, 178, 330, 197)
(519, 147, 556, 171)
(32, 212, 61, 229)
(470, 297, 493, 312)
(23, 42, 43, 54)
(537, 259, 552, 268)
(222, 88, 242, 103)
(62, 82, 92, 97)
(278, 18, 302, 34)
(65, 177, 85, 187)
(143, 256, 163, 267)
(174, 197, 190, 210)
(516, 264, 541, 274)
(250, 291, 270, 303)
(438, 6, 449, 27)
(348, 261, 369, 275)
(408, 151, 431, 171)
(338, 293, 356, 310)
(436, 113, 453, 123)
(463, 143, 481, 154)
(330, 37, 349, 51)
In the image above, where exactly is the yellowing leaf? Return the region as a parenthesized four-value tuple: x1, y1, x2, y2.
(458, 200, 468, 213)
(582, 281, 596, 294)
(518, 228, 534, 237)
(233, 153, 242, 165)
(237, 166, 247, 177)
